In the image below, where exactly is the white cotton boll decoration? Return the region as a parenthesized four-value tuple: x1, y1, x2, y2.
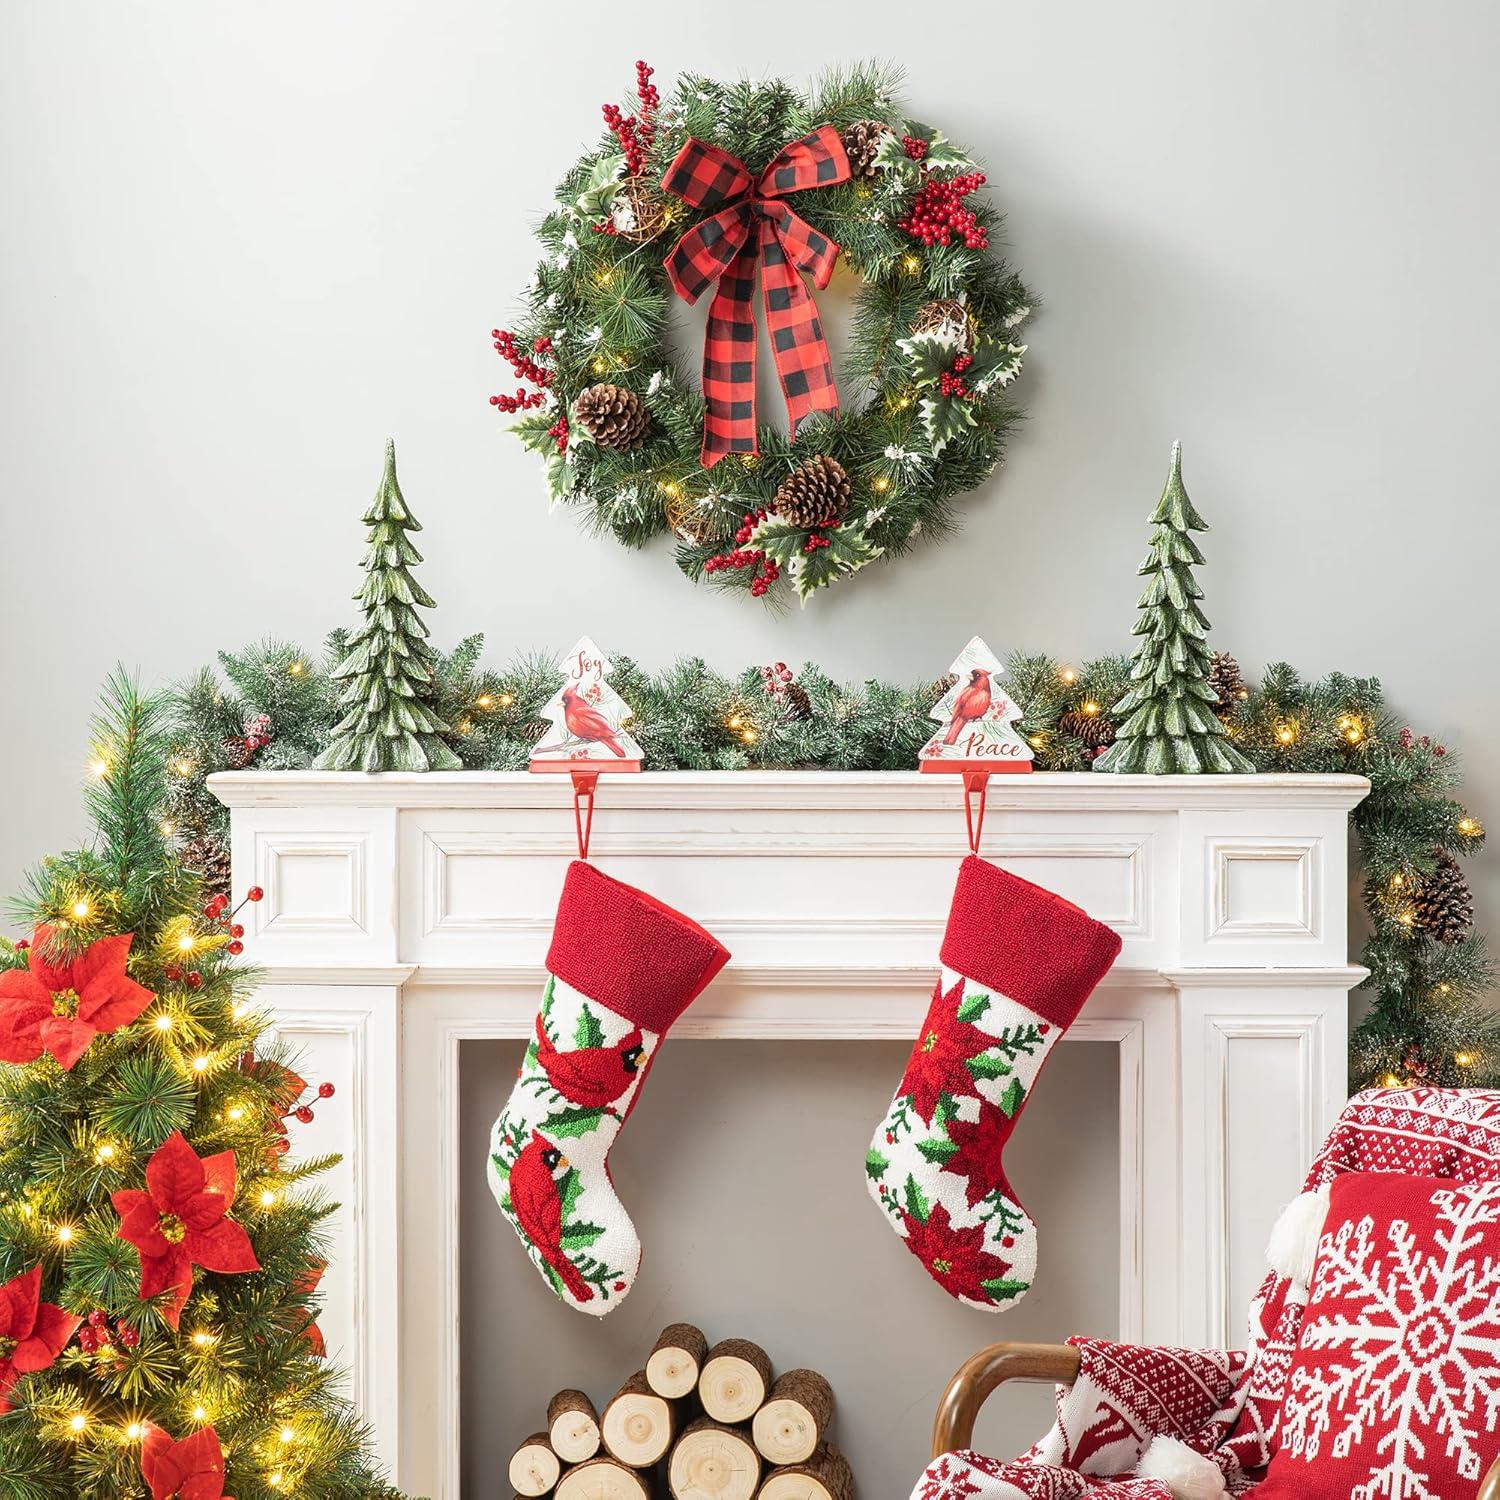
(1135, 1436, 1227, 1500)
(1265, 1185, 1332, 1290)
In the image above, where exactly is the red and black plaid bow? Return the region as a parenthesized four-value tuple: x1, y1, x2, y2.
(662, 126, 850, 466)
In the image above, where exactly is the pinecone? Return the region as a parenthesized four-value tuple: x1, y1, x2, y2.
(1059, 709, 1116, 751)
(221, 736, 255, 770)
(573, 384, 651, 450)
(1410, 853, 1475, 943)
(912, 297, 972, 349)
(772, 455, 852, 528)
(841, 118, 894, 180)
(610, 176, 669, 242)
(928, 673, 958, 705)
(1206, 651, 1247, 715)
(178, 833, 232, 900)
(784, 681, 813, 721)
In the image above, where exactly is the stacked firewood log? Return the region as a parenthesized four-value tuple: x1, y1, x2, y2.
(508, 1323, 854, 1500)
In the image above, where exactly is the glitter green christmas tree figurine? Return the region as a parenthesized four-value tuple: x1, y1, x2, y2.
(1093, 442, 1255, 775)
(315, 441, 461, 772)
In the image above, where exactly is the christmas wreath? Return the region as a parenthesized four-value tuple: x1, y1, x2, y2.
(490, 62, 1033, 604)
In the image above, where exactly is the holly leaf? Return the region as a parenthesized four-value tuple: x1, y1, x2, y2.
(922, 131, 978, 173)
(980, 1276, 1030, 1304)
(999, 1078, 1026, 1118)
(873, 131, 922, 178)
(897, 330, 961, 386)
(919, 392, 979, 454)
(968, 1050, 1014, 1082)
(932, 1092, 958, 1129)
(748, 518, 812, 568)
(968, 341, 1027, 395)
(902, 1173, 930, 1223)
(560, 1220, 606, 1251)
(543, 448, 576, 506)
(574, 1004, 605, 1051)
(522, 1040, 539, 1071)
(957, 992, 991, 1024)
(558, 1166, 583, 1221)
(917, 1137, 958, 1165)
(571, 151, 627, 221)
(545, 1105, 608, 1138)
(865, 1148, 890, 1180)
(792, 524, 882, 604)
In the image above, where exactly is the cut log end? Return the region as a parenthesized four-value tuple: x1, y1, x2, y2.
(555, 1458, 652, 1500)
(756, 1445, 854, 1500)
(548, 1388, 602, 1465)
(509, 1433, 562, 1497)
(669, 1418, 761, 1500)
(648, 1321, 709, 1398)
(699, 1338, 773, 1425)
(603, 1370, 675, 1467)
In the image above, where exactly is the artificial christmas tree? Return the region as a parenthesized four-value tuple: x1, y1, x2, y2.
(315, 440, 461, 773)
(0, 675, 401, 1497)
(1094, 443, 1255, 775)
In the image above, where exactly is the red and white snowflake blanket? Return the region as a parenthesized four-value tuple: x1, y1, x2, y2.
(910, 1088, 1500, 1500)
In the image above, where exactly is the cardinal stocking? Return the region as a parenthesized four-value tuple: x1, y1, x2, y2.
(867, 856, 1121, 1310)
(488, 860, 729, 1315)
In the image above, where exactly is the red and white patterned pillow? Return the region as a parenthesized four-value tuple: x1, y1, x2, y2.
(1254, 1171, 1500, 1499)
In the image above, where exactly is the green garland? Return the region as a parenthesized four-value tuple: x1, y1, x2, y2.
(157, 637, 1492, 1095)
(491, 61, 1031, 604)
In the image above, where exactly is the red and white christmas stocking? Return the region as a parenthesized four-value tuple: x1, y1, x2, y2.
(488, 860, 729, 1315)
(867, 856, 1122, 1310)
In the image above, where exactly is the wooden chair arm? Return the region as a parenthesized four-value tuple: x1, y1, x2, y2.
(931, 1342, 1082, 1460)
(1480, 1456, 1500, 1500)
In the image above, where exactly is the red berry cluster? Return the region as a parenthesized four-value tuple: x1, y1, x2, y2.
(939, 352, 976, 400)
(202, 885, 261, 957)
(759, 661, 794, 699)
(1398, 726, 1447, 757)
(705, 510, 782, 597)
(489, 329, 554, 415)
(897, 171, 989, 250)
(602, 61, 660, 177)
(546, 415, 570, 452)
(902, 135, 928, 161)
(803, 533, 832, 554)
(78, 1309, 137, 1356)
(287, 1078, 337, 1130)
(225, 710, 274, 768)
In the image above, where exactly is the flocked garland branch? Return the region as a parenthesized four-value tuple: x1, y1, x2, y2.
(152, 638, 1495, 1094)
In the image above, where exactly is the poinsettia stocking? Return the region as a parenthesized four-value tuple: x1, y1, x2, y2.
(488, 860, 729, 1315)
(867, 856, 1122, 1310)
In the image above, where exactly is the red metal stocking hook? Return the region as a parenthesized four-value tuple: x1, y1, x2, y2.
(962, 769, 990, 855)
(571, 770, 599, 861)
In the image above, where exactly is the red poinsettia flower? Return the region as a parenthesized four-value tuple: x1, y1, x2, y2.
(943, 1100, 1017, 1208)
(0, 927, 156, 1070)
(901, 1200, 1014, 1303)
(113, 1131, 259, 1330)
(898, 975, 995, 1122)
(141, 1423, 234, 1500)
(291, 1257, 326, 1357)
(0, 1266, 81, 1411)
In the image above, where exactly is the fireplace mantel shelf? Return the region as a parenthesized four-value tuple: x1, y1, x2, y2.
(212, 767, 1370, 1498)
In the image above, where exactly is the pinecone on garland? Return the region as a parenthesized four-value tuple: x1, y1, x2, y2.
(841, 118, 894, 179)
(1058, 709, 1116, 751)
(772, 455, 852, 528)
(912, 298, 973, 350)
(1206, 651, 1247, 715)
(1410, 853, 1475, 943)
(178, 833, 232, 900)
(784, 681, 813, 721)
(573, 384, 651, 450)
(221, 736, 256, 770)
(928, 673, 959, 705)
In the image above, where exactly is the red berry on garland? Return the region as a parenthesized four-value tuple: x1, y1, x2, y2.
(230, 923, 244, 939)
(902, 135, 929, 161)
(295, 1105, 315, 1124)
(78, 1327, 98, 1353)
(227, 940, 244, 956)
(116, 1322, 138, 1349)
(275, 1137, 291, 1155)
(14, 938, 28, 951)
(318, 1081, 336, 1099)
(165, 964, 183, 982)
(246, 887, 264, 902)
(185, 971, 202, 989)
(88, 1308, 109, 1329)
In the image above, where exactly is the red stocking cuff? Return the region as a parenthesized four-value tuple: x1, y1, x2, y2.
(939, 856, 1122, 1029)
(546, 861, 730, 1033)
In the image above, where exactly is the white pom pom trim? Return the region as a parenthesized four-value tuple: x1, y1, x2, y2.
(1135, 1435, 1227, 1499)
(1265, 1185, 1331, 1291)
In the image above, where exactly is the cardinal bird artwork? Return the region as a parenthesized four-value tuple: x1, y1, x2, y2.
(943, 668, 992, 745)
(531, 636, 644, 771)
(534, 1009, 646, 1110)
(505, 1130, 595, 1303)
(919, 636, 1034, 773)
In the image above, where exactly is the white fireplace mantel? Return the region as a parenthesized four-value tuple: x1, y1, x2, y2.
(210, 769, 1370, 1498)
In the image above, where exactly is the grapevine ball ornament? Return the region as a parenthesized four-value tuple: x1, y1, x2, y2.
(490, 62, 1032, 604)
